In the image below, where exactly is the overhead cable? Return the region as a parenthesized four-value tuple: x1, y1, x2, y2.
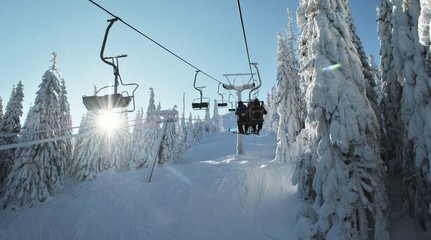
(88, 0, 224, 84)
(236, 0, 253, 75)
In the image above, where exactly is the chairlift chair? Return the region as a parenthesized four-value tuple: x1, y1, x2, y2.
(82, 18, 139, 112)
(216, 83, 228, 107)
(191, 70, 210, 110)
(227, 93, 236, 112)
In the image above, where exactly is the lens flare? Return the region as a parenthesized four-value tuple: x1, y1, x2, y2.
(321, 63, 341, 72)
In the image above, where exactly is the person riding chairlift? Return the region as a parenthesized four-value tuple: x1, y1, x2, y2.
(249, 98, 267, 135)
(235, 101, 248, 134)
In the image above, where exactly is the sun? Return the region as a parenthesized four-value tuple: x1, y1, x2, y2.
(98, 111, 120, 132)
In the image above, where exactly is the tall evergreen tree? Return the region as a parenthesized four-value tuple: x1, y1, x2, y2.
(109, 112, 131, 172)
(212, 100, 223, 133)
(71, 110, 103, 181)
(378, 0, 403, 174)
(388, 0, 431, 229)
(58, 78, 73, 174)
(293, 0, 389, 238)
(139, 88, 162, 167)
(369, 55, 383, 105)
(0, 97, 3, 122)
(274, 9, 301, 163)
(159, 106, 179, 165)
(0, 82, 24, 196)
(129, 108, 145, 170)
(3, 55, 63, 209)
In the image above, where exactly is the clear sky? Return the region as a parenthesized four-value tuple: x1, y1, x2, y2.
(0, 0, 380, 127)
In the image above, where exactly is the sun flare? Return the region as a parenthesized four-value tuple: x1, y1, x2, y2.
(98, 111, 120, 132)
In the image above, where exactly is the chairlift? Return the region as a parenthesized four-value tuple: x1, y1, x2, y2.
(191, 70, 210, 110)
(217, 83, 228, 108)
(82, 18, 139, 112)
(227, 93, 236, 112)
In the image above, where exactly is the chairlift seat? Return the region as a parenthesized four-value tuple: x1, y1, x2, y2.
(192, 102, 209, 110)
(217, 102, 228, 107)
(83, 93, 132, 110)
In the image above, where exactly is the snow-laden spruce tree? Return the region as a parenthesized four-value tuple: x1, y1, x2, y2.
(104, 112, 131, 172)
(109, 112, 131, 172)
(192, 116, 204, 143)
(369, 55, 383, 105)
(418, 0, 430, 72)
(264, 86, 279, 133)
(388, 0, 431, 229)
(293, 0, 389, 238)
(212, 100, 223, 133)
(184, 112, 195, 149)
(0, 82, 24, 196)
(159, 106, 179, 164)
(71, 110, 103, 181)
(203, 107, 213, 134)
(146, 88, 157, 120)
(3, 56, 64, 209)
(58, 78, 73, 174)
(274, 9, 301, 163)
(129, 108, 145, 169)
(137, 88, 162, 167)
(378, 0, 404, 175)
(0, 97, 3, 122)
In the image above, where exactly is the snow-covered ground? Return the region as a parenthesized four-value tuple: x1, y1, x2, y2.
(0, 131, 300, 240)
(1, 127, 430, 239)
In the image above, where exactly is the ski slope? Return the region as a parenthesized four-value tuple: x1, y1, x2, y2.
(0, 126, 429, 239)
(0, 131, 301, 240)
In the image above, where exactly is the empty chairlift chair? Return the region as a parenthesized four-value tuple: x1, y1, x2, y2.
(82, 18, 138, 112)
(191, 70, 210, 110)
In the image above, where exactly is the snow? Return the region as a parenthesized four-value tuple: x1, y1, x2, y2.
(0, 118, 431, 239)
(0, 130, 300, 240)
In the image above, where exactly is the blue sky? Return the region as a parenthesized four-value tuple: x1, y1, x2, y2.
(0, 0, 380, 126)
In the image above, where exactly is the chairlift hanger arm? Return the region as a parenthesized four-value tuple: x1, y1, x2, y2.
(100, 18, 119, 69)
(249, 63, 262, 100)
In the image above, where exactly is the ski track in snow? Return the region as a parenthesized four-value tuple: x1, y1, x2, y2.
(0, 132, 301, 240)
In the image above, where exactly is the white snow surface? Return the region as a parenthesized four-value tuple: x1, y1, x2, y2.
(0, 128, 430, 239)
(0, 131, 299, 240)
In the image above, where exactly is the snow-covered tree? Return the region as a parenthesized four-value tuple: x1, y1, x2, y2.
(203, 107, 213, 134)
(192, 116, 205, 143)
(369, 55, 383, 105)
(109, 112, 131, 172)
(0, 82, 24, 196)
(71, 110, 103, 181)
(146, 88, 156, 121)
(387, 0, 431, 229)
(159, 106, 179, 164)
(0, 97, 3, 122)
(274, 8, 301, 163)
(58, 78, 73, 174)
(418, 0, 431, 72)
(129, 108, 145, 170)
(135, 88, 162, 167)
(293, 0, 389, 238)
(212, 100, 223, 133)
(378, 0, 404, 175)
(264, 86, 279, 133)
(184, 112, 195, 149)
(3, 55, 64, 209)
